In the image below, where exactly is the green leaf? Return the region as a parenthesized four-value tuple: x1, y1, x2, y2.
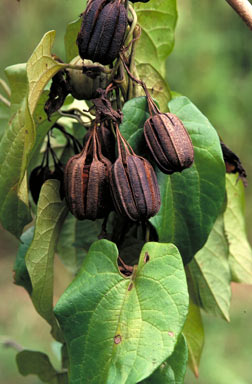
(13, 226, 34, 294)
(26, 180, 68, 341)
(16, 350, 58, 383)
(151, 96, 226, 264)
(136, 63, 171, 112)
(183, 299, 204, 378)
(119, 96, 149, 154)
(57, 213, 102, 273)
(224, 174, 252, 283)
(64, 18, 82, 63)
(141, 334, 188, 384)
(0, 31, 64, 237)
(187, 215, 231, 321)
(134, 0, 177, 76)
(54, 240, 188, 384)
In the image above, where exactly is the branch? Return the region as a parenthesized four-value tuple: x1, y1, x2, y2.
(225, 0, 252, 30)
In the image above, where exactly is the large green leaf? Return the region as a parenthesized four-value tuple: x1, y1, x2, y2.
(13, 226, 34, 294)
(141, 334, 188, 384)
(54, 241, 188, 384)
(187, 215, 231, 321)
(136, 63, 171, 112)
(224, 174, 252, 283)
(183, 299, 204, 377)
(0, 31, 64, 237)
(134, 0, 177, 76)
(16, 350, 67, 384)
(151, 96, 226, 264)
(26, 180, 68, 341)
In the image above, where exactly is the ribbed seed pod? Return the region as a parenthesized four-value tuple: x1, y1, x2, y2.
(110, 126, 160, 221)
(64, 128, 112, 220)
(77, 0, 127, 65)
(78, 0, 107, 54)
(144, 113, 194, 174)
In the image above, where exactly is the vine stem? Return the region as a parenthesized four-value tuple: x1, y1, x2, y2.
(63, 63, 112, 74)
(0, 93, 11, 107)
(225, 0, 252, 29)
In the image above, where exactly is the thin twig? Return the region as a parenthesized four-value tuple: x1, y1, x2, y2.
(63, 63, 111, 74)
(0, 79, 11, 98)
(225, 0, 252, 30)
(2, 339, 23, 352)
(0, 93, 11, 108)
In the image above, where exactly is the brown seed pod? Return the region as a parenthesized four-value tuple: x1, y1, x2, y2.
(64, 126, 112, 220)
(144, 113, 194, 175)
(77, 0, 127, 65)
(110, 125, 161, 221)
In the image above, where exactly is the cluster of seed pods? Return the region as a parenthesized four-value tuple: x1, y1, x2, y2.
(39, 0, 194, 223)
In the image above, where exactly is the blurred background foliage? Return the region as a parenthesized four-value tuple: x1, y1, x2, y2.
(0, 0, 251, 383)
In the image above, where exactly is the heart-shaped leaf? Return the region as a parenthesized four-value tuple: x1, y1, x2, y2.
(54, 240, 188, 384)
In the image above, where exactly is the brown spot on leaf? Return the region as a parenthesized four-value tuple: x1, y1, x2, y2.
(144, 252, 150, 263)
(128, 282, 133, 291)
(168, 331, 174, 337)
(114, 335, 122, 344)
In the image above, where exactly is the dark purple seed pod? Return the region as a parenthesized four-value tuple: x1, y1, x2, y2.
(29, 165, 52, 204)
(64, 128, 112, 220)
(77, 0, 127, 65)
(77, 0, 107, 55)
(97, 122, 116, 161)
(110, 126, 160, 221)
(144, 113, 194, 174)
